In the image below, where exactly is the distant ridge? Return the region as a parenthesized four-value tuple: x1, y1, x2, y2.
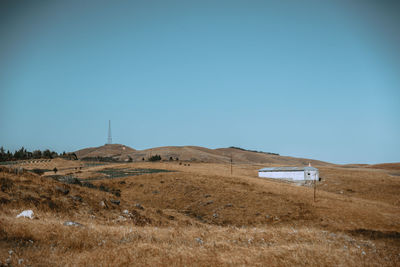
(74, 144, 332, 166)
(229, 146, 279, 156)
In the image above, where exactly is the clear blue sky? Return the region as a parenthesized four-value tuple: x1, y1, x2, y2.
(1, 0, 399, 164)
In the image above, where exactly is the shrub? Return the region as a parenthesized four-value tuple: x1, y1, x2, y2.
(31, 169, 45, 175)
(148, 155, 161, 162)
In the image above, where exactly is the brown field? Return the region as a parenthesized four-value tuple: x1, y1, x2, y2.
(1, 155, 400, 266)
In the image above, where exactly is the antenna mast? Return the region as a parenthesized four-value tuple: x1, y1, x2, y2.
(107, 120, 112, 144)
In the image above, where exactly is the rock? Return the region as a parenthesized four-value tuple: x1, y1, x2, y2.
(56, 186, 69, 195)
(225, 203, 233, 207)
(195, 237, 204, 245)
(119, 181, 126, 184)
(18, 258, 24, 265)
(110, 199, 120, 205)
(204, 194, 211, 198)
(123, 209, 129, 214)
(16, 210, 34, 219)
(135, 203, 144, 210)
(63, 221, 83, 227)
(152, 190, 160, 194)
(71, 195, 83, 202)
(213, 213, 218, 218)
(9, 250, 13, 255)
(100, 201, 108, 209)
(204, 200, 214, 205)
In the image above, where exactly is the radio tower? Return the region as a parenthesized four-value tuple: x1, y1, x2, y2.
(107, 120, 112, 145)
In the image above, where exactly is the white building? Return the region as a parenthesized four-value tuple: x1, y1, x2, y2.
(258, 166, 319, 181)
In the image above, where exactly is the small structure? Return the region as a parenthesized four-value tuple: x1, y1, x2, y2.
(258, 166, 319, 181)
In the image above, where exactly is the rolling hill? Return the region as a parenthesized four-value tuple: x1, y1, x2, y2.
(74, 144, 332, 166)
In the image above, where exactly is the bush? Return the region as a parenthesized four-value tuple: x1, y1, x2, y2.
(31, 169, 45, 175)
(148, 155, 161, 162)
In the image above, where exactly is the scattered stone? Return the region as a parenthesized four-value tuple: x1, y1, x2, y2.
(8, 250, 13, 255)
(119, 181, 126, 184)
(160, 180, 165, 184)
(72, 195, 83, 202)
(117, 216, 127, 222)
(18, 258, 24, 265)
(204, 194, 211, 198)
(135, 203, 144, 210)
(100, 201, 108, 209)
(265, 215, 271, 219)
(123, 209, 129, 214)
(362, 251, 366, 256)
(110, 199, 120, 205)
(168, 215, 175, 220)
(56, 186, 69, 195)
(204, 200, 214, 205)
(195, 237, 204, 245)
(225, 203, 233, 207)
(63, 221, 84, 227)
(152, 190, 160, 194)
(213, 213, 219, 218)
(255, 212, 261, 216)
(16, 210, 34, 219)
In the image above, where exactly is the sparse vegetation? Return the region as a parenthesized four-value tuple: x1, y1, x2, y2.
(1, 158, 399, 266)
(229, 146, 280, 156)
(81, 156, 120, 162)
(148, 154, 162, 162)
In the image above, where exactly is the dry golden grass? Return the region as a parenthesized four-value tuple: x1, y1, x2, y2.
(1, 161, 400, 266)
(74, 144, 332, 165)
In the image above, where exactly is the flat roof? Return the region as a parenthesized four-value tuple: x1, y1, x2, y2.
(259, 166, 318, 172)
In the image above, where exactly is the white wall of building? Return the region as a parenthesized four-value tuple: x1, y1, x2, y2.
(258, 170, 319, 181)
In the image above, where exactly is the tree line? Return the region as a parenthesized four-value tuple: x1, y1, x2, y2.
(0, 146, 76, 162)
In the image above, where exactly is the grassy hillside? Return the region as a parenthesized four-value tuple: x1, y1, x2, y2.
(1, 161, 399, 266)
(74, 144, 332, 166)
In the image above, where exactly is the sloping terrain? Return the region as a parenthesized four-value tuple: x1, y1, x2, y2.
(1, 162, 399, 266)
(75, 144, 136, 160)
(74, 144, 332, 166)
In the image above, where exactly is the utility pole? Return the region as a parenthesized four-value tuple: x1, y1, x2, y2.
(107, 120, 112, 145)
(313, 178, 317, 202)
(230, 154, 233, 176)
